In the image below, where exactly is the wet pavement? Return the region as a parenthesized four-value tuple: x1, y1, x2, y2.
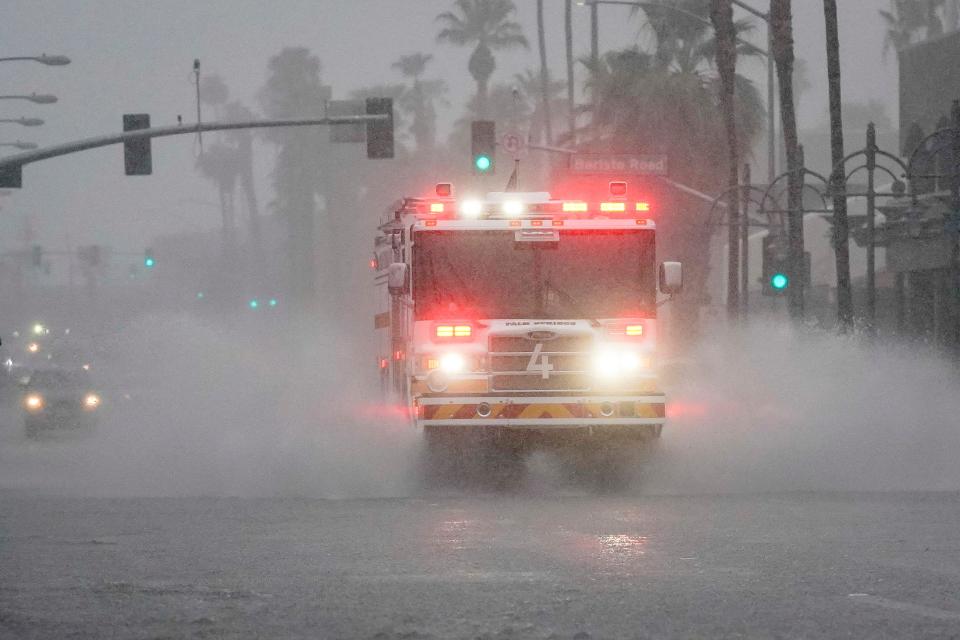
(2, 490, 960, 638)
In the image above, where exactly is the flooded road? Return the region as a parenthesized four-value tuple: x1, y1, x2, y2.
(3, 490, 960, 638)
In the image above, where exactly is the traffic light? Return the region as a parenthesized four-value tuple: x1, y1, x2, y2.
(123, 113, 152, 176)
(144, 248, 155, 268)
(31, 245, 42, 268)
(0, 165, 22, 189)
(365, 98, 394, 159)
(762, 235, 789, 297)
(471, 120, 495, 174)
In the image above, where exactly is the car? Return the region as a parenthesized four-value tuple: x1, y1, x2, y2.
(22, 367, 102, 438)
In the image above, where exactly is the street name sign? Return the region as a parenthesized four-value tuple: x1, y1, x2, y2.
(569, 153, 668, 176)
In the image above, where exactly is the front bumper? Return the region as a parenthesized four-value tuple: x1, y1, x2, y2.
(415, 393, 665, 429)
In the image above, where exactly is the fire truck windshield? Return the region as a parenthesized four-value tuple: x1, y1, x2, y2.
(413, 229, 656, 320)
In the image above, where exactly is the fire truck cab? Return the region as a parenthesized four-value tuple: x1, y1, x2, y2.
(373, 184, 682, 478)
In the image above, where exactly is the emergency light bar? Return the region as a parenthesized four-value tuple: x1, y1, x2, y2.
(394, 187, 654, 220)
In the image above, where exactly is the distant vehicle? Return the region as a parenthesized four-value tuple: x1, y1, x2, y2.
(22, 367, 102, 438)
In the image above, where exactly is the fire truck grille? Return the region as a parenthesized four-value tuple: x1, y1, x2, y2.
(489, 334, 593, 392)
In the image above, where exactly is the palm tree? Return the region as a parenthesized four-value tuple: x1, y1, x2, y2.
(771, 0, 804, 318)
(392, 53, 448, 153)
(536, 0, 553, 145)
(197, 74, 240, 271)
(582, 46, 765, 331)
(711, 0, 741, 316)
(514, 69, 566, 145)
(436, 0, 529, 117)
(222, 101, 262, 266)
(565, 0, 576, 140)
(824, 0, 852, 331)
(633, 0, 763, 73)
(259, 47, 327, 304)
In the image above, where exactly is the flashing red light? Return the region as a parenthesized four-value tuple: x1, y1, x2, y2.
(435, 182, 453, 197)
(636, 202, 651, 212)
(600, 202, 626, 213)
(379, 358, 389, 369)
(369, 258, 377, 269)
(609, 181, 627, 197)
(562, 201, 588, 213)
(429, 202, 445, 213)
(394, 350, 404, 360)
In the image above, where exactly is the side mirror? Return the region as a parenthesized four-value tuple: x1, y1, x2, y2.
(387, 262, 409, 295)
(659, 261, 683, 295)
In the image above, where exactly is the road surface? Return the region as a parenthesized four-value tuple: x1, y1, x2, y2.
(3, 489, 960, 638)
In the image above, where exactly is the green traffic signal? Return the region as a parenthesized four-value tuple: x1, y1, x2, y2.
(474, 154, 492, 172)
(144, 257, 155, 268)
(248, 299, 259, 309)
(771, 272, 789, 290)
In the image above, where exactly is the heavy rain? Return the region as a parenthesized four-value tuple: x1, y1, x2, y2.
(1, 1, 960, 638)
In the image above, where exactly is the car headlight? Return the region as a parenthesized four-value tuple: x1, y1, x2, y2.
(83, 393, 101, 410)
(24, 393, 44, 411)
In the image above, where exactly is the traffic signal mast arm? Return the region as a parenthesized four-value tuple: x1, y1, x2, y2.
(0, 113, 390, 175)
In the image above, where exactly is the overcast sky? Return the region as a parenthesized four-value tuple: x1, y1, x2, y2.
(1, 0, 896, 253)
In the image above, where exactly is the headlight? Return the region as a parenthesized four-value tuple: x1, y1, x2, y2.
(83, 393, 101, 410)
(460, 199, 483, 218)
(24, 393, 43, 411)
(592, 350, 620, 378)
(593, 349, 650, 377)
(439, 352, 466, 374)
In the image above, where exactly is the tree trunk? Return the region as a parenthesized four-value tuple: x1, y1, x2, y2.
(711, 0, 740, 319)
(823, 0, 853, 331)
(565, 0, 576, 142)
(771, 0, 804, 319)
(537, 0, 553, 146)
(238, 137, 262, 266)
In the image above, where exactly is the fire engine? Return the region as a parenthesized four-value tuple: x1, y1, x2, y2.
(373, 182, 682, 480)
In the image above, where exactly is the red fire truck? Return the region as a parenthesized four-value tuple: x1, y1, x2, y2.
(373, 183, 682, 481)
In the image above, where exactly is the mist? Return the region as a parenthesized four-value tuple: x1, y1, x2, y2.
(3, 312, 958, 498)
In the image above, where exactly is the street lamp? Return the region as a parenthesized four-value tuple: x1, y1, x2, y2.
(0, 141, 39, 150)
(0, 54, 71, 66)
(579, 0, 776, 185)
(0, 94, 57, 104)
(0, 117, 44, 127)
